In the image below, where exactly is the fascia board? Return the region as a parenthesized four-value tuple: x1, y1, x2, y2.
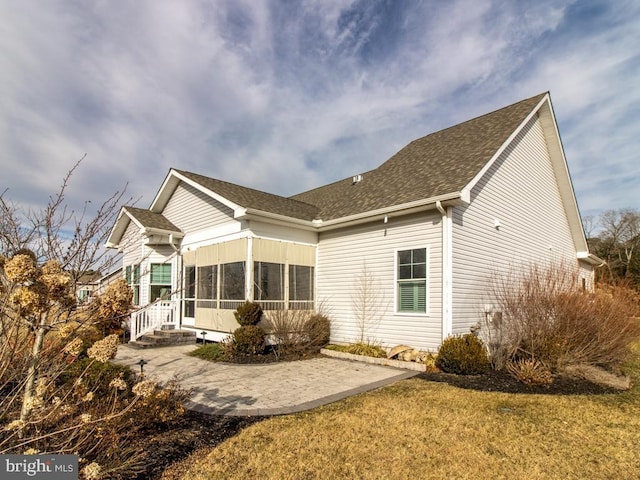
(239, 209, 318, 231)
(462, 94, 548, 196)
(150, 169, 244, 214)
(577, 251, 606, 266)
(142, 227, 185, 237)
(105, 208, 142, 248)
(149, 170, 180, 212)
(315, 192, 466, 232)
(538, 98, 590, 254)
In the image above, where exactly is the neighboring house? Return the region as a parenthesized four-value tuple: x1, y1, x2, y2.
(76, 272, 101, 303)
(75, 267, 124, 303)
(106, 92, 601, 351)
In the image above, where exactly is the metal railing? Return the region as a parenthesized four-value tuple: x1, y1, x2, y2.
(130, 300, 179, 341)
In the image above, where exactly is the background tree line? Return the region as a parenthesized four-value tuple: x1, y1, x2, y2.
(584, 208, 640, 288)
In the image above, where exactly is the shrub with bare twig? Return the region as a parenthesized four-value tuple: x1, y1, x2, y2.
(483, 262, 640, 374)
(0, 160, 191, 478)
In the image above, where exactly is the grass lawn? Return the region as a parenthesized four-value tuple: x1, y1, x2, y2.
(168, 347, 640, 480)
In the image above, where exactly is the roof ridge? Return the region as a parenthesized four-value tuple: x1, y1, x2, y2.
(173, 169, 317, 210)
(404, 92, 547, 147)
(289, 166, 378, 200)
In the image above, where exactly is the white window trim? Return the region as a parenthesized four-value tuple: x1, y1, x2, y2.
(393, 245, 430, 317)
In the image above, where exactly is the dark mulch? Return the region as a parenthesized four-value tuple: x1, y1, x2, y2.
(139, 411, 265, 480)
(417, 369, 623, 395)
(227, 348, 322, 364)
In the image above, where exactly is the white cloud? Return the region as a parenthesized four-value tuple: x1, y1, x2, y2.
(0, 0, 638, 220)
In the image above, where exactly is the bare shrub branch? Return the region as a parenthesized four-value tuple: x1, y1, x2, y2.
(483, 262, 640, 372)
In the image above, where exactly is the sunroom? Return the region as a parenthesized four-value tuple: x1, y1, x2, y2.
(178, 237, 316, 341)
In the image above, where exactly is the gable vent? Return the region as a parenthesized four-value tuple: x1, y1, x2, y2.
(352, 174, 363, 184)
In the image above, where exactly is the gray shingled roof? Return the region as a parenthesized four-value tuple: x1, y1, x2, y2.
(289, 93, 546, 220)
(124, 206, 181, 232)
(129, 93, 545, 227)
(173, 170, 319, 221)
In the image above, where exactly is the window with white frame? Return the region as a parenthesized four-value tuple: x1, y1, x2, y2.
(397, 248, 426, 313)
(125, 264, 140, 305)
(149, 263, 172, 302)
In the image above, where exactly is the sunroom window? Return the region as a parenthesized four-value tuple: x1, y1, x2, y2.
(397, 248, 426, 313)
(254, 262, 284, 310)
(220, 262, 245, 309)
(289, 265, 314, 310)
(196, 265, 217, 309)
(183, 265, 196, 317)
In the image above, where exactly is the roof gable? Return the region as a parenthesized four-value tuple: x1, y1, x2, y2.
(107, 92, 592, 260)
(290, 93, 547, 220)
(105, 206, 181, 248)
(150, 169, 319, 222)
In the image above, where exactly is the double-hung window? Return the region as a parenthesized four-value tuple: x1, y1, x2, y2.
(150, 263, 172, 302)
(397, 248, 427, 313)
(125, 264, 140, 305)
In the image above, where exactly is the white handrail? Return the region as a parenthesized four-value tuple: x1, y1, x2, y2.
(130, 300, 179, 341)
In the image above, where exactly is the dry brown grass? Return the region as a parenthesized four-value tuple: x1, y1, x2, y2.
(173, 367, 640, 479)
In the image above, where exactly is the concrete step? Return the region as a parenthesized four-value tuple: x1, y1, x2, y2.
(153, 329, 197, 338)
(130, 329, 197, 348)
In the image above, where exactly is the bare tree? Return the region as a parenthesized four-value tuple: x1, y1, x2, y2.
(592, 209, 640, 285)
(0, 158, 129, 423)
(351, 261, 388, 343)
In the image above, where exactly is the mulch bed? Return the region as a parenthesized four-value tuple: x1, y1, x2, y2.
(140, 411, 265, 480)
(417, 369, 623, 395)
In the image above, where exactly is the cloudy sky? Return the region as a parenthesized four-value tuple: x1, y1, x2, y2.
(1, 0, 638, 224)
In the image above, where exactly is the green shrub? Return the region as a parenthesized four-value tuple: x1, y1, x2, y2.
(189, 343, 228, 362)
(233, 301, 263, 326)
(61, 357, 134, 395)
(436, 334, 489, 375)
(233, 325, 266, 355)
(304, 314, 331, 347)
(326, 342, 387, 358)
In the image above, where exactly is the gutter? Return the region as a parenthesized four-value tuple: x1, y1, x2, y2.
(577, 251, 606, 267)
(314, 192, 468, 232)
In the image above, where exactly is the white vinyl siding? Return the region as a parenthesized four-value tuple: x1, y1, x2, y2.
(317, 211, 442, 351)
(162, 181, 235, 233)
(121, 222, 143, 266)
(451, 114, 582, 334)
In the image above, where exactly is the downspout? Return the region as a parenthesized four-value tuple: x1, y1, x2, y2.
(436, 201, 453, 341)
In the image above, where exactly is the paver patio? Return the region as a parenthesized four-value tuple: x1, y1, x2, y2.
(114, 344, 418, 416)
